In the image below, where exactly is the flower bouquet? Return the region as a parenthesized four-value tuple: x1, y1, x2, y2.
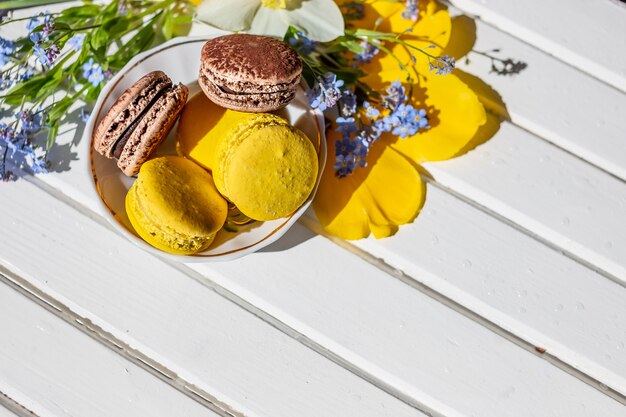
(0, 0, 499, 240)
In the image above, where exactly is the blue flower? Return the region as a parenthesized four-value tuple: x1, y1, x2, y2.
(0, 37, 15, 66)
(31, 156, 49, 174)
(363, 101, 380, 120)
(386, 104, 429, 138)
(18, 110, 43, 135)
(288, 31, 317, 55)
(336, 117, 358, 138)
(26, 17, 41, 32)
(307, 72, 344, 112)
(339, 90, 357, 117)
(82, 58, 97, 78)
(401, 0, 419, 22)
(335, 137, 355, 156)
(66, 33, 85, 52)
(353, 142, 369, 168)
(29, 31, 42, 44)
(83, 58, 105, 86)
(429, 55, 455, 75)
(87, 65, 104, 87)
(415, 108, 429, 129)
(334, 153, 358, 177)
(33, 45, 50, 65)
(27, 12, 53, 41)
(382, 81, 406, 110)
(354, 40, 379, 64)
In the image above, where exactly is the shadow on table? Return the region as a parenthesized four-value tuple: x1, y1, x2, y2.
(259, 222, 317, 253)
(45, 107, 88, 173)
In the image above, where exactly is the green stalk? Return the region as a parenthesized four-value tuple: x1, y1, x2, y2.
(0, 0, 74, 10)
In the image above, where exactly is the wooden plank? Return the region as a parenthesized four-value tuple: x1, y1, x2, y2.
(0, 405, 18, 417)
(452, 12, 626, 182)
(423, 120, 626, 284)
(0, 282, 216, 417)
(347, 184, 626, 394)
(449, 0, 626, 93)
(0, 180, 426, 417)
(1, 180, 624, 417)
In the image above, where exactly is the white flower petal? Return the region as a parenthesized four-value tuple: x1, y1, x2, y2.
(284, 0, 344, 42)
(248, 7, 290, 39)
(195, 0, 261, 32)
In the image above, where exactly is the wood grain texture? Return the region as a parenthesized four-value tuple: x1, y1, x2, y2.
(0, 281, 216, 417)
(0, 405, 18, 417)
(0, 180, 426, 417)
(1, 180, 623, 417)
(423, 120, 626, 284)
(451, 11, 626, 182)
(350, 185, 626, 395)
(449, 0, 626, 93)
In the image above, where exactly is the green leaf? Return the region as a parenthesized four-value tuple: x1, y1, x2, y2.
(46, 120, 59, 150)
(4, 76, 47, 105)
(59, 4, 101, 18)
(0, 0, 73, 10)
(90, 26, 109, 50)
(162, 13, 192, 40)
(47, 96, 74, 122)
(337, 40, 364, 54)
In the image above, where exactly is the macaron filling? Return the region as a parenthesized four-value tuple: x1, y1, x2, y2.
(104, 76, 171, 158)
(110, 81, 173, 159)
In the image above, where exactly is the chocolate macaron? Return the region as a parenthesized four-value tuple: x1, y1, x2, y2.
(93, 71, 188, 176)
(198, 34, 302, 112)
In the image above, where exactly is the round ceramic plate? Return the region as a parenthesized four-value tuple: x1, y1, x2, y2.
(85, 35, 326, 262)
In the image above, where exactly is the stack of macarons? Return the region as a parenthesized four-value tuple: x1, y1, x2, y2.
(93, 34, 319, 255)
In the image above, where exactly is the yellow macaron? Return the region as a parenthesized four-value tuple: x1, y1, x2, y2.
(126, 156, 228, 255)
(177, 92, 318, 221)
(213, 113, 318, 221)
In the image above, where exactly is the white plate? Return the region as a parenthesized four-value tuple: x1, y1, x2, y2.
(85, 35, 326, 262)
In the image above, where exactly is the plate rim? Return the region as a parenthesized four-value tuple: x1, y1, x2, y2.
(84, 34, 326, 263)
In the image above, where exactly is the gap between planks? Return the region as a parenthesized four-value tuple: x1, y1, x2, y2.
(0, 265, 242, 417)
(423, 174, 626, 289)
(21, 173, 626, 408)
(0, 393, 36, 417)
(444, 0, 626, 95)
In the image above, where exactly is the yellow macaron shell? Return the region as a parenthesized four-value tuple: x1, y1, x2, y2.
(126, 156, 228, 255)
(176, 92, 252, 171)
(215, 116, 318, 221)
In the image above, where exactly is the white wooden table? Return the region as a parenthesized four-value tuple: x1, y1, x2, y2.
(1, 1, 626, 416)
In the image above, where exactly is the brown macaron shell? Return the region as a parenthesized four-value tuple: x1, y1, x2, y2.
(93, 70, 189, 176)
(94, 71, 171, 158)
(117, 83, 189, 176)
(199, 73, 296, 113)
(199, 34, 302, 112)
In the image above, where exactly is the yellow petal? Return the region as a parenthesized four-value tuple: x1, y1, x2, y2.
(391, 72, 487, 162)
(362, 36, 488, 162)
(313, 131, 425, 240)
(353, 1, 451, 52)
